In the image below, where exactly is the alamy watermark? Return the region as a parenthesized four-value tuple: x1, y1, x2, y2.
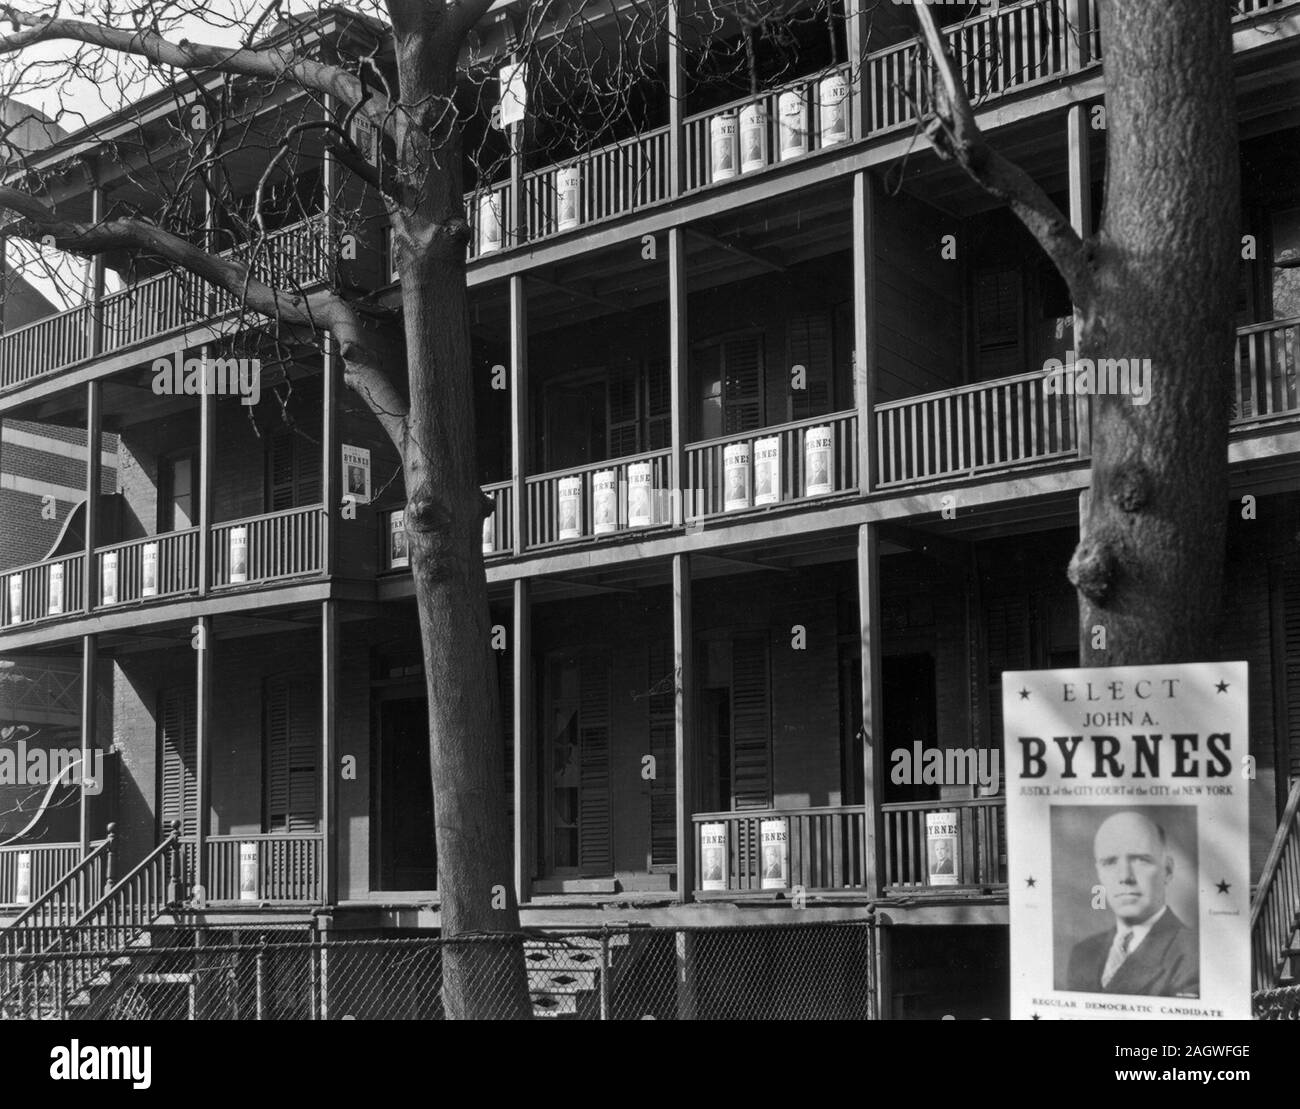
(891, 742, 1000, 791)
(0, 741, 103, 795)
(1043, 352, 1153, 406)
(151, 351, 261, 406)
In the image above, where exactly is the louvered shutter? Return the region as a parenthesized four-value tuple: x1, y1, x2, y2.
(578, 652, 611, 874)
(1283, 561, 1300, 781)
(645, 358, 671, 450)
(265, 676, 320, 832)
(267, 432, 323, 510)
(648, 640, 676, 868)
(975, 268, 1023, 380)
(985, 594, 1030, 748)
(159, 688, 197, 837)
(723, 335, 764, 434)
(788, 314, 833, 419)
(608, 364, 641, 458)
(731, 633, 772, 810)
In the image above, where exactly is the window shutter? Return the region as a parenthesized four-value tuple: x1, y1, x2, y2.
(578, 652, 611, 874)
(788, 314, 833, 419)
(499, 653, 514, 824)
(985, 594, 1030, 748)
(975, 267, 1023, 380)
(267, 432, 322, 511)
(648, 640, 676, 868)
(265, 675, 320, 833)
(608, 364, 641, 458)
(645, 357, 671, 450)
(723, 335, 764, 434)
(731, 633, 772, 810)
(159, 688, 197, 837)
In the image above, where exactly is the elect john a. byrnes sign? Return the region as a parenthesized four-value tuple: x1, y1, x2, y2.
(1002, 662, 1250, 1020)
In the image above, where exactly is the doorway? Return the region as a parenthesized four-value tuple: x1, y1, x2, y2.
(373, 695, 437, 890)
(883, 653, 938, 805)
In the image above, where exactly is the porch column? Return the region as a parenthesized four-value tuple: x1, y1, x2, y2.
(856, 524, 883, 897)
(844, 0, 868, 141)
(84, 380, 101, 610)
(512, 578, 531, 905)
(193, 614, 212, 904)
(88, 173, 105, 356)
(667, 0, 685, 197)
(852, 171, 877, 493)
(510, 274, 528, 556)
(1067, 104, 1092, 459)
(198, 346, 214, 595)
(321, 332, 338, 576)
(669, 227, 689, 525)
(673, 553, 694, 901)
(1066, 0, 1088, 70)
(321, 600, 338, 904)
(78, 634, 97, 859)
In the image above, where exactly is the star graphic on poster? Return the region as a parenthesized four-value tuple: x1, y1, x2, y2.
(1025, 876, 1036, 888)
(1215, 680, 1229, 693)
(1031, 1013, 1040, 1020)
(1018, 688, 1030, 700)
(1216, 879, 1231, 894)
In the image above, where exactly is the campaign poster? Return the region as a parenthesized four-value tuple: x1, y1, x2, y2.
(229, 526, 249, 584)
(628, 462, 653, 528)
(739, 103, 765, 173)
(390, 510, 409, 568)
(7, 574, 22, 625)
(804, 426, 833, 496)
(754, 436, 781, 506)
(482, 511, 495, 555)
(101, 551, 119, 605)
(478, 191, 502, 255)
(142, 540, 159, 598)
(926, 810, 959, 886)
(1003, 662, 1250, 1020)
(593, 469, 618, 535)
(239, 842, 259, 901)
(15, 851, 31, 905)
(557, 166, 581, 232)
(498, 61, 528, 127)
(819, 72, 849, 146)
(710, 114, 737, 182)
(701, 822, 728, 891)
(48, 562, 64, 616)
(760, 817, 789, 890)
(558, 476, 583, 540)
(723, 442, 750, 511)
(779, 88, 807, 159)
(342, 444, 372, 504)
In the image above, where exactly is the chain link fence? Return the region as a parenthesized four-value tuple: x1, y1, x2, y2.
(0, 920, 877, 1020)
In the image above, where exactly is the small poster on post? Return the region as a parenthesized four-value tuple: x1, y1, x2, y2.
(229, 526, 248, 584)
(498, 62, 528, 127)
(754, 436, 781, 506)
(593, 470, 618, 535)
(701, 822, 728, 891)
(804, 426, 833, 496)
(478, 191, 502, 255)
(239, 842, 258, 901)
(142, 541, 159, 598)
(101, 551, 119, 605)
(558, 166, 581, 232)
(724, 442, 751, 511)
(482, 511, 495, 555)
(926, 810, 959, 886)
(558, 476, 583, 540)
(628, 462, 653, 528)
(343, 444, 372, 505)
(740, 103, 765, 173)
(761, 818, 789, 890)
(819, 72, 849, 146)
(710, 114, 737, 182)
(779, 88, 807, 159)
(48, 563, 64, 616)
(8, 574, 22, 625)
(15, 851, 31, 905)
(390, 510, 409, 568)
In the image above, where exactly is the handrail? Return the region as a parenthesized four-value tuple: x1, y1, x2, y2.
(1250, 778, 1300, 988)
(693, 803, 867, 822)
(685, 409, 857, 454)
(521, 124, 670, 181)
(682, 61, 852, 128)
(0, 834, 113, 939)
(213, 503, 325, 530)
(1251, 778, 1300, 930)
(880, 796, 1005, 812)
(524, 446, 672, 485)
(1237, 314, 1300, 337)
(94, 527, 200, 557)
(874, 369, 1056, 411)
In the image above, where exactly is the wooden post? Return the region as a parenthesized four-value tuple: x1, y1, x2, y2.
(668, 0, 685, 197)
(198, 348, 214, 596)
(194, 614, 212, 905)
(668, 228, 689, 526)
(1066, 0, 1087, 71)
(672, 553, 694, 901)
(78, 634, 97, 860)
(852, 171, 877, 493)
(512, 578, 531, 906)
(844, 0, 868, 141)
(84, 381, 101, 610)
(321, 600, 338, 904)
(88, 176, 105, 355)
(321, 333, 338, 576)
(510, 274, 528, 555)
(1067, 104, 1092, 459)
(857, 524, 883, 897)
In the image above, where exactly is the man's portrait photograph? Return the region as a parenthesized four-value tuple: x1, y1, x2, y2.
(1050, 805, 1199, 999)
(929, 838, 955, 877)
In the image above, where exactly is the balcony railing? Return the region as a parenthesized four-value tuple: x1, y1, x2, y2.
(692, 805, 871, 893)
(525, 448, 673, 549)
(211, 506, 324, 588)
(1, 554, 85, 627)
(881, 797, 1006, 889)
(0, 216, 328, 395)
(482, 480, 514, 556)
(874, 369, 1079, 488)
(95, 529, 200, 607)
(1233, 316, 1300, 424)
(685, 410, 858, 519)
(0, 842, 83, 907)
(187, 833, 324, 904)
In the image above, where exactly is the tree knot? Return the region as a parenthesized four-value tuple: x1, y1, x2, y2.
(1108, 463, 1152, 513)
(406, 495, 450, 534)
(1068, 537, 1118, 605)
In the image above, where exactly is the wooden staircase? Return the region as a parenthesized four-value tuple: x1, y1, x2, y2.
(524, 931, 630, 1019)
(1252, 779, 1300, 994)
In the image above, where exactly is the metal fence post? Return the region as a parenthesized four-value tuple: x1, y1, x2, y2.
(309, 938, 321, 1020)
(599, 928, 611, 1021)
(255, 942, 267, 1020)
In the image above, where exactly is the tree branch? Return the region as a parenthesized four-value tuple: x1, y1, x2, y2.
(0, 186, 409, 445)
(910, 0, 1095, 311)
(0, 5, 398, 141)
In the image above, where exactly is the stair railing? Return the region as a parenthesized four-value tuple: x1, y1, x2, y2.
(1251, 778, 1300, 991)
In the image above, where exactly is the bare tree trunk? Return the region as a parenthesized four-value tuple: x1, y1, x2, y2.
(1069, 1, 1240, 665)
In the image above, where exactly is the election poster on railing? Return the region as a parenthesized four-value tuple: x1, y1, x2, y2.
(1002, 662, 1250, 1020)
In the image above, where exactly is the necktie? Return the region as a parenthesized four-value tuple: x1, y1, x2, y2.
(1100, 930, 1133, 988)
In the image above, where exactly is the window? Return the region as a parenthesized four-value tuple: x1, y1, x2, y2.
(266, 431, 322, 511)
(158, 687, 197, 837)
(265, 675, 320, 833)
(542, 652, 610, 875)
(160, 453, 197, 532)
(974, 267, 1023, 381)
(695, 332, 765, 440)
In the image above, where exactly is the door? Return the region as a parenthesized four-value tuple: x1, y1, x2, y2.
(544, 375, 607, 471)
(374, 696, 438, 890)
(882, 653, 938, 805)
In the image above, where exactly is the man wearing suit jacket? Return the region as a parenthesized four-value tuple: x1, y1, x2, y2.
(1064, 811, 1199, 998)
